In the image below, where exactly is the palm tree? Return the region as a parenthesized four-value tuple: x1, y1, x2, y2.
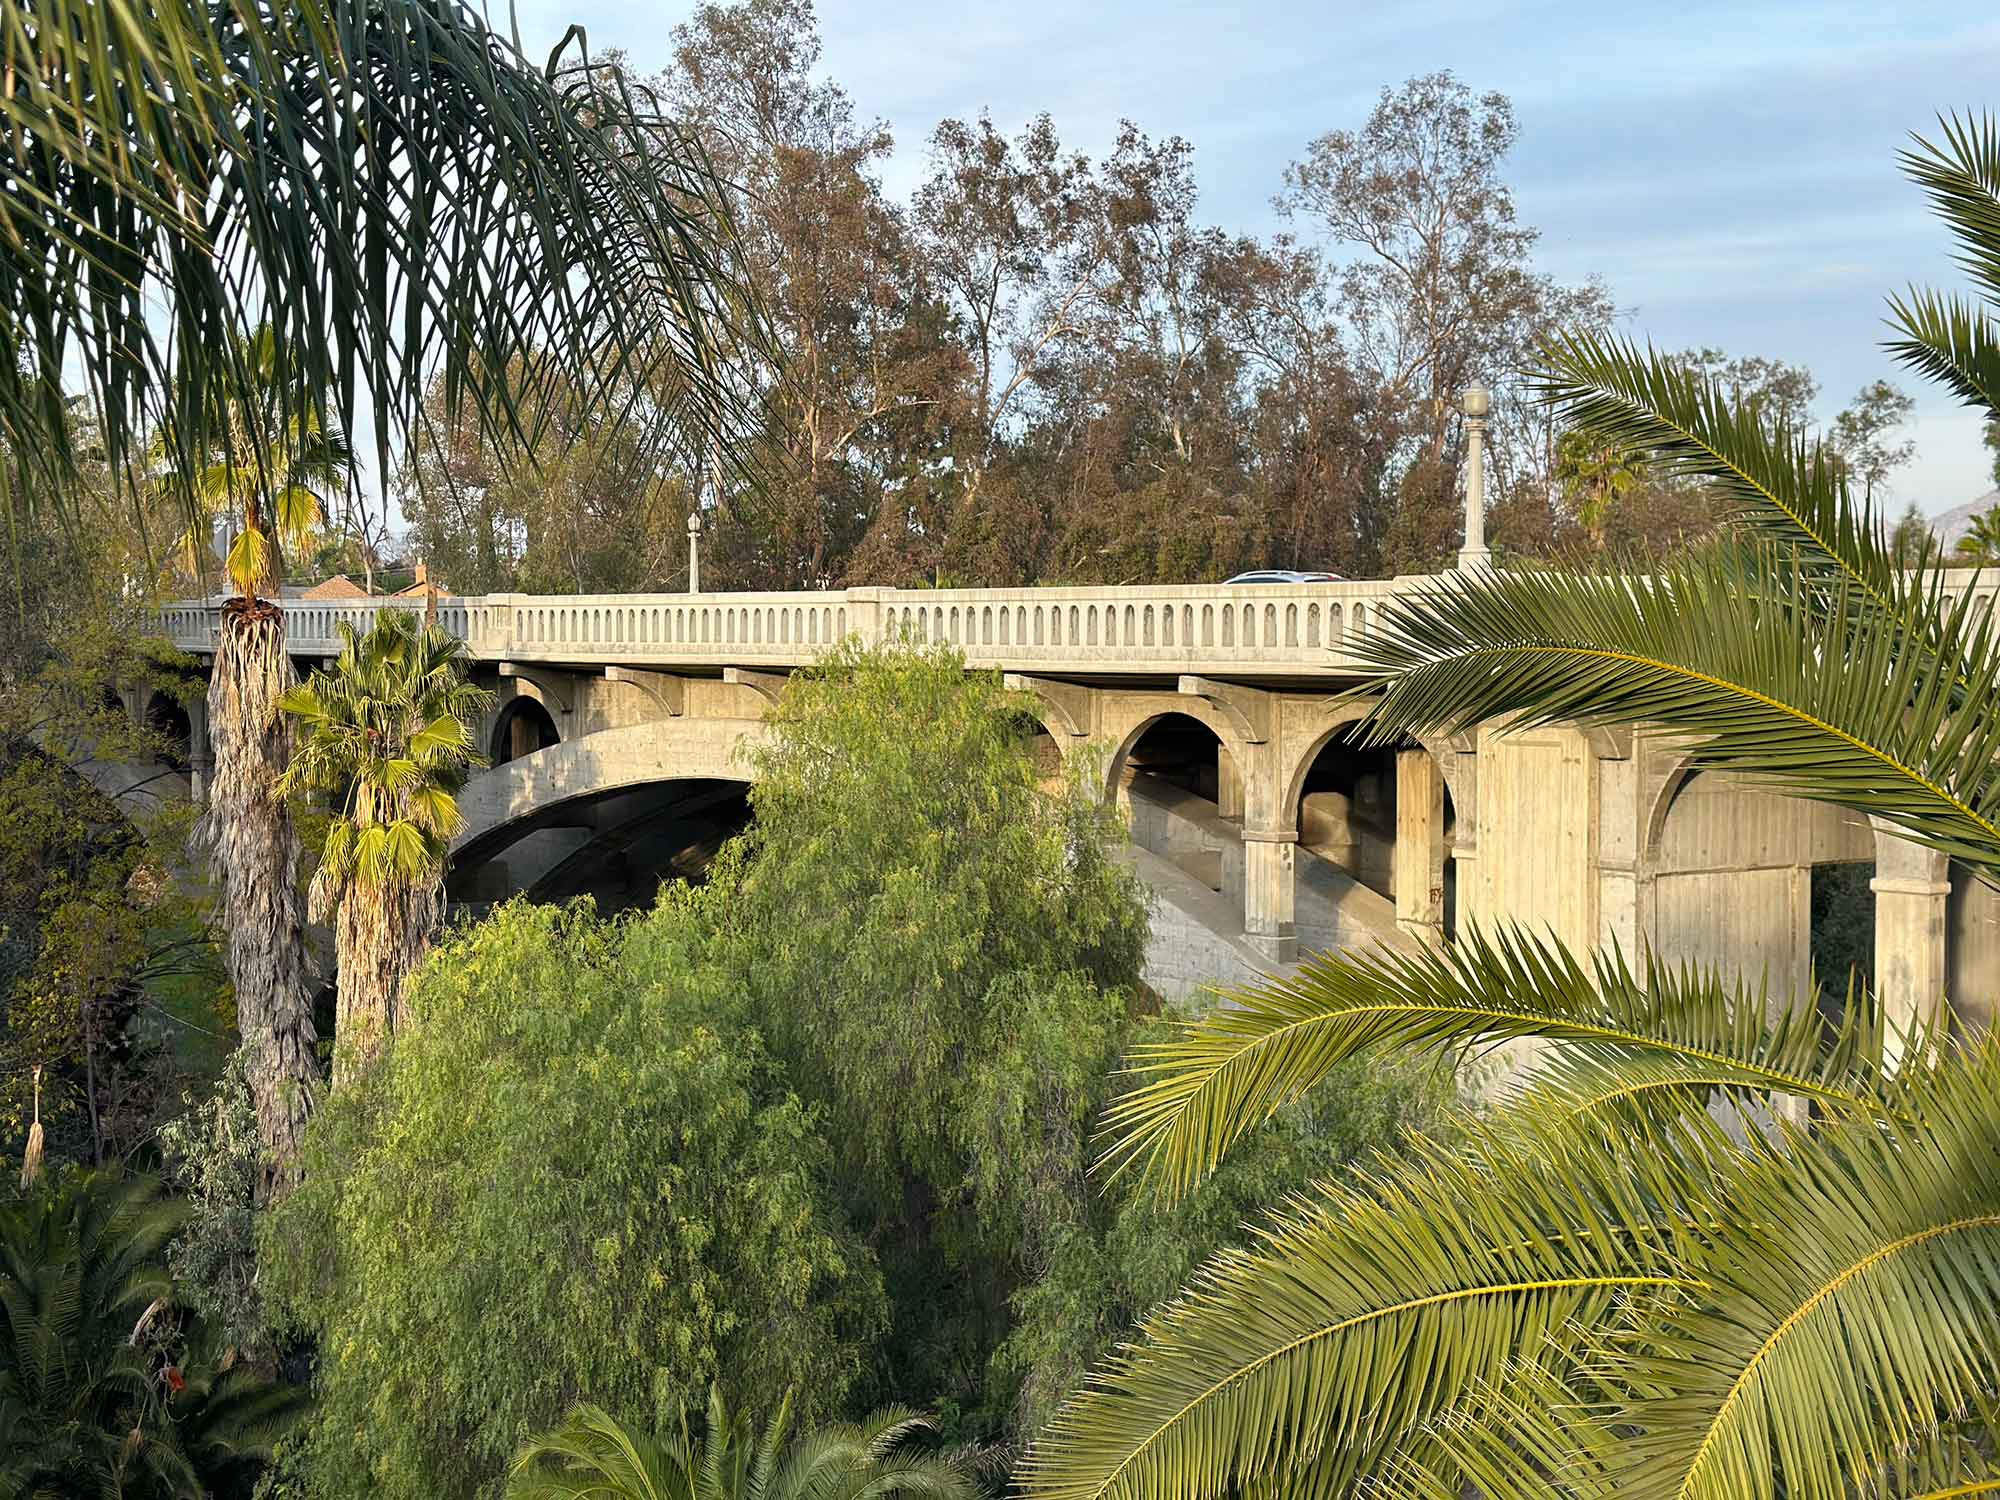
(1, 0, 757, 1191)
(0, 1169, 306, 1497)
(1024, 114, 2000, 1500)
(277, 610, 493, 1082)
(1956, 505, 2000, 563)
(1553, 426, 1648, 547)
(187, 325, 353, 1201)
(507, 1386, 977, 1500)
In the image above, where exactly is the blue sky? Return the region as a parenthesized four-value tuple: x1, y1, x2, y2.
(512, 0, 2000, 513)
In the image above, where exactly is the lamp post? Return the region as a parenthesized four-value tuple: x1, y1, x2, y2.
(687, 508, 704, 594)
(1456, 380, 1492, 572)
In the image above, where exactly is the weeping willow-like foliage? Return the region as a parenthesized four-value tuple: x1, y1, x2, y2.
(1024, 113, 2000, 1500)
(507, 1386, 979, 1500)
(278, 609, 491, 1083)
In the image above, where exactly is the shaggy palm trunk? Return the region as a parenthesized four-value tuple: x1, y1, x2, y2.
(200, 600, 321, 1199)
(328, 875, 442, 1086)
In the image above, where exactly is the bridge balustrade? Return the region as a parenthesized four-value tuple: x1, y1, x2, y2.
(157, 579, 1439, 674)
(157, 570, 2000, 675)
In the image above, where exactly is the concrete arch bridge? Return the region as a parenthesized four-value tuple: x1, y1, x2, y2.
(158, 578, 2000, 1034)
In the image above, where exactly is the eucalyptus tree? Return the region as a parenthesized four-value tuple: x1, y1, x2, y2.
(1026, 115, 2000, 1500)
(277, 610, 492, 1083)
(0, 0, 755, 1188)
(508, 1386, 976, 1500)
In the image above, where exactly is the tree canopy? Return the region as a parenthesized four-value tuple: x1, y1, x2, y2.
(262, 901, 884, 1500)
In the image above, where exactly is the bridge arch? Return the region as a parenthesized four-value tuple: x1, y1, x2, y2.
(453, 718, 771, 860)
(490, 695, 561, 766)
(1098, 700, 1254, 806)
(450, 718, 771, 915)
(1284, 706, 1459, 945)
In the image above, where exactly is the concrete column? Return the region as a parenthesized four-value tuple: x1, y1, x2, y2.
(1242, 828, 1297, 963)
(1871, 828, 1951, 1066)
(1456, 383, 1492, 571)
(1217, 748, 1244, 821)
(1395, 749, 1446, 944)
(186, 694, 212, 805)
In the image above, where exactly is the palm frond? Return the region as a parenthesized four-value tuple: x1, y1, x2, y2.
(1532, 332, 1893, 596)
(0, 0, 761, 530)
(1352, 544, 2000, 880)
(1900, 113, 2000, 308)
(506, 1401, 675, 1500)
(1100, 924, 1908, 1201)
(1589, 1040, 2000, 1500)
(1024, 1118, 1711, 1500)
(1884, 287, 2000, 411)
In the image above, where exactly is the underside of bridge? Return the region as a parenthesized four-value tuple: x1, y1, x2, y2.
(448, 777, 752, 916)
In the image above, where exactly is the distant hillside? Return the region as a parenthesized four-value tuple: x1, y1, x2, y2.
(1929, 489, 2000, 549)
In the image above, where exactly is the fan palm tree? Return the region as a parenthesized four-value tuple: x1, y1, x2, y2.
(507, 1385, 978, 1500)
(1024, 113, 2000, 1500)
(2, 0, 758, 1192)
(0, 1168, 306, 1497)
(277, 609, 493, 1082)
(1553, 426, 1648, 546)
(186, 324, 354, 1202)
(1955, 505, 2000, 563)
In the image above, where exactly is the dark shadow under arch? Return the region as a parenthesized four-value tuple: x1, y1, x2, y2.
(490, 695, 560, 766)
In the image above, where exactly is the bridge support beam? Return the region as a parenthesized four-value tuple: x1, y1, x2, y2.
(605, 666, 688, 717)
(1242, 826, 1297, 963)
(723, 668, 790, 709)
(1177, 676, 1271, 744)
(498, 662, 575, 718)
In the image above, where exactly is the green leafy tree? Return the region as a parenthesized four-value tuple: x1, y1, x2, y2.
(647, 642, 1147, 1435)
(507, 1386, 976, 1500)
(0, 1168, 305, 1497)
(277, 610, 492, 1082)
(1024, 112, 2000, 1500)
(157, 1051, 270, 1362)
(0, 742, 223, 1171)
(1828, 377, 1916, 505)
(1890, 500, 1939, 566)
(262, 900, 883, 1500)
(4, 0, 757, 1194)
(614, 641, 1448, 1446)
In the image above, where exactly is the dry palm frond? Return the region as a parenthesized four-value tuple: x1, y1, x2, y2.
(19, 1065, 42, 1190)
(194, 605, 320, 1198)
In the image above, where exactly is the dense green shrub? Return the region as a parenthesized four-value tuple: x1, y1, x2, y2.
(262, 902, 883, 1500)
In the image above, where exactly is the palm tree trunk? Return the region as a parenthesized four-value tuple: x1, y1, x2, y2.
(200, 600, 321, 1200)
(331, 875, 442, 1086)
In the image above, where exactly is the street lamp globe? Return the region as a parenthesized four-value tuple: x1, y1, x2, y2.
(1461, 380, 1491, 419)
(687, 508, 704, 539)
